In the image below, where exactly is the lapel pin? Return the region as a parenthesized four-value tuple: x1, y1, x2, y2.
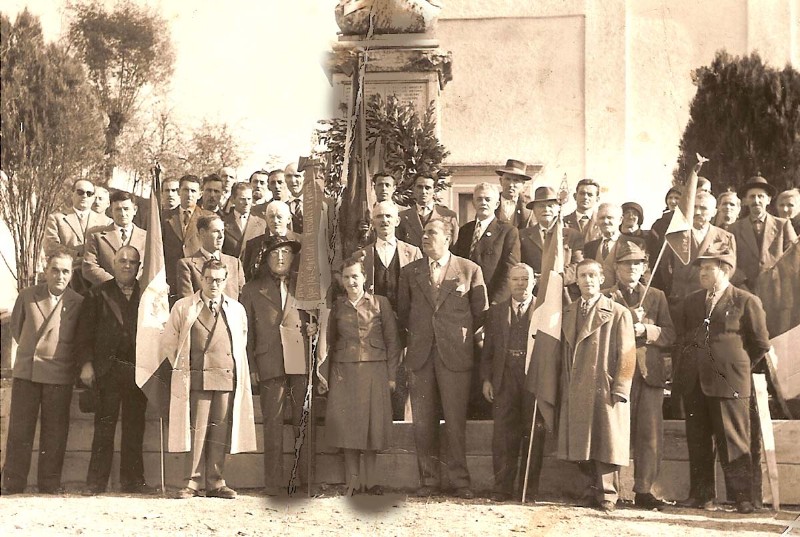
(486, 232, 492, 237)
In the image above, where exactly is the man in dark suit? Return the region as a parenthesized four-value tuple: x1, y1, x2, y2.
(398, 219, 488, 499)
(583, 203, 648, 288)
(221, 182, 267, 258)
(162, 175, 214, 300)
(285, 162, 305, 233)
(177, 215, 245, 300)
(396, 174, 458, 248)
(452, 183, 520, 420)
(481, 263, 547, 502)
(43, 179, 112, 293)
(76, 246, 153, 494)
(673, 240, 770, 514)
(241, 201, 301, 281)
(2, 248, 84, 494)
(604, 242, 675, 510)
(452, 183, 520, 306)
(494, 159, 535, 229)
(355, 200, 421, 421)
(519, 186, 584, 286)
(652, 191, 736, 318)
(564, 178, 603, 243)
(199, 173, 226, 215)
(252, 169, 291, 220)
(729, 176, 797, 290)
(240, 236, 313, 496)
(82, 190, 147, 288)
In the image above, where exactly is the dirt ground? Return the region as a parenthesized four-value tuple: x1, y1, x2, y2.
(1, 489, 798, 537)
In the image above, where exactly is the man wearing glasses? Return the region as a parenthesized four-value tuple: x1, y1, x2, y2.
(44, 179, 112, 293)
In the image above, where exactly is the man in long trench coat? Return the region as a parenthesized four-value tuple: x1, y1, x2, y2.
(558, 258, 637, 512)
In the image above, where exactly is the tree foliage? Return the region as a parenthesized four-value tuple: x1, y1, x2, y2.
(316, 95, 450, 206)
(675, 51, 800, 192)
(68, 0, 174, 182)
(184, 120, 243, 176)
(1, 9, 106, 288)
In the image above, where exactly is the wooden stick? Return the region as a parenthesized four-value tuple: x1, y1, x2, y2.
(159, 417, 166, 496)
(639, 239, 668, 308)
(753, 373, 780, 510)
(521, 399, 539, 503)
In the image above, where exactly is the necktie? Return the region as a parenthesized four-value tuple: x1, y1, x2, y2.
(705, 291, 716, 317)
(182, 210, 191, 230)
(579, 215, 589, 231)
(539, 227, 547, 246)
(580, 299, 590, 317)
(208, 299, 218, 317)
(469, 222, 482, 256)
(120, 227, 128, 245)
(601, 238, 610, 259)
(280, 279, 288, 310)
(239, 214, 248, 232)
(430, 260, 441, 287)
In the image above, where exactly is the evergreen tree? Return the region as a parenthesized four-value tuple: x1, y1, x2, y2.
(675, 51, 800, 192)
(1, 9, 105, 288)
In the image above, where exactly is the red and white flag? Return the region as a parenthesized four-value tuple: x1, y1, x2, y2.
(664, 155, 706, 265)
(135, 174, 172, 418)
(525, 218, 565, 431)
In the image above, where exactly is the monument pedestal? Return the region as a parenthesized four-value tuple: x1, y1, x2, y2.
(324, 34, 452, 125)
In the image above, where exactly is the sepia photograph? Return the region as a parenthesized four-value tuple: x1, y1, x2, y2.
(0, 0, 799, 535)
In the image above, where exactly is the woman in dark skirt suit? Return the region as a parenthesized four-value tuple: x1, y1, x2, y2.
(320, 255, 400, 494)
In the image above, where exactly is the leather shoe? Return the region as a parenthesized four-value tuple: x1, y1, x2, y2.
(454, 488, 475, 500)
(598, 500, 616, 512)
(635, 492, 667, 510)
(490, 492, 509, 503)
(736, 501, 755, 514)
(678, 497, 716, 511)
(121, 483, 158, 495)
(206, 485, 237, 499)
(415, 485, 437, 497)
(176, 487, 201, 499)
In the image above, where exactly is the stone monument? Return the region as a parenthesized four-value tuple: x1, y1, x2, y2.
(324, 0, 452, 126)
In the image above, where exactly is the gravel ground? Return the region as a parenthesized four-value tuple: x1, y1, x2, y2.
(1, 489, 797, 537)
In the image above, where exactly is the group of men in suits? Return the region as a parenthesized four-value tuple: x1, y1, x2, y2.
(7, 159, 792, 511)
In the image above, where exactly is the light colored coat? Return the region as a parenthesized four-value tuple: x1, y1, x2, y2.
(558, 295, 637, 466)
(162, 292, 257, 454)
(82, 224, 147, 286)
(11, 284, 84, 385)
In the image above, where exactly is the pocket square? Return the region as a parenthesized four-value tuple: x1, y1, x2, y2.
(456, 284, 467, 293)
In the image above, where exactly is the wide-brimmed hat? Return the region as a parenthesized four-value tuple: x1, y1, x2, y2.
(737, 176, 777, 199)
(693, 238, 736, 269)
(495, 159, 532, 181)
(621, 202, 644, 223)
(260, 235, 301, 257)
(525, 186, 559, 208)
(615, 241, 648, 263)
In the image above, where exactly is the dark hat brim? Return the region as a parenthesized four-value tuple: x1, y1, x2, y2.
(525, 197, 559, 209)
(737, 179, 777, 199)
(263, 238, 301, 257)
(495, 168, 532, 181)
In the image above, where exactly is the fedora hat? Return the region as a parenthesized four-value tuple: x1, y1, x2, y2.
(737, 176, 777, 199)
(693, 237, 736, 270)
(495, 159, 532, 181)
(525, 186, 559, 209)
(615, 241, 648, 263)
(259, 235, 301, 258)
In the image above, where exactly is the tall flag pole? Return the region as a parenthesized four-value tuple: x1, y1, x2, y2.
(135, 164, 172, 417)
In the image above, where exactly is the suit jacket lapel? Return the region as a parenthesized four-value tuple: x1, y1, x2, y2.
(63, 212, 84, 242)
(738, 221, 759, 258)
(577, 296, 611, 345)
(34, 285, 53, 319)
(168, 210, 183, 241)
(477, 219, 499, 254)
(762, 215, 778, 258)
(100, 284, 126, 328)
(257, 277, 282, 308)
(102, 226, 122, 253)
(710, 285, 733, 318)
(414, 263, 437, 309)
(501, 302, 511, 353)
(435, 258, 463, 309)
(563, 301, 579, 350)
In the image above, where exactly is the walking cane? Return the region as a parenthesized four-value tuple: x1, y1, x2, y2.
(521, 399, 539, 503)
